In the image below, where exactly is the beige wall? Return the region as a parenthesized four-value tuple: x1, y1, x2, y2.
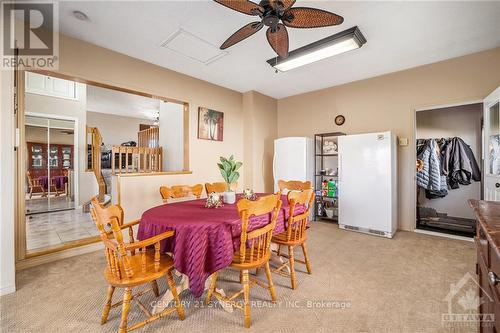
(278, 47, 500, 231)
(86, 111, 153, 147)
(243, 91, 278, 193)
(159, 102, 184, 171)
(416, 104, 482, 219)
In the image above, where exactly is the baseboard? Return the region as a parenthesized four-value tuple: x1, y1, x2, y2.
(339, 224, 395, 238)
(16, 242, 102, 271)
(413, 228, 474, 242)
(0, 284, 16, 296)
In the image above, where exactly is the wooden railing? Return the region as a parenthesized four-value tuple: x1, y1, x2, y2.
(138, 126, 159, 148)
(111, 146, 163, 175)
(86, 126, 107, 201)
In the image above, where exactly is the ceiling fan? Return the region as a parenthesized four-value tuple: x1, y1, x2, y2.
(214, 0, 344, 58)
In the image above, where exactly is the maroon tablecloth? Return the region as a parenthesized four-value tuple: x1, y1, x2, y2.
(53, 176, 68, 190)
(38, 176, 49, 190)
(138, 194, 305, 298)
(38, 175, 67, 190)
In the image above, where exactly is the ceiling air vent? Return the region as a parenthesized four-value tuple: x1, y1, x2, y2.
(160, 28, 227, 65)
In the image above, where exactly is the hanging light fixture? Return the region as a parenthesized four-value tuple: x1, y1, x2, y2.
(267, 26, 366, 72)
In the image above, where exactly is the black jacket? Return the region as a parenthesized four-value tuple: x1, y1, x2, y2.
(441, 137, 481, 189)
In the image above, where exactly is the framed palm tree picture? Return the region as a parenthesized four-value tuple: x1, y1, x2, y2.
(198, 107, 224, 141)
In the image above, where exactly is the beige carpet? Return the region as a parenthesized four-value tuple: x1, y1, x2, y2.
(0, 222, 475, 333)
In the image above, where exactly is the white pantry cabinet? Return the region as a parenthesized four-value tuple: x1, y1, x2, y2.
(25, 72, 77, 100)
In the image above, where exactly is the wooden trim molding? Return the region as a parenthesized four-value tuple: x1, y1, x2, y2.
(15, 69, 27, 261)
(117, 171, 193, 178)
(183, 103, 190, 172)
(25, 236, 101, 259)
(17, 241, 103, 270)
(30, 70, 186, 105)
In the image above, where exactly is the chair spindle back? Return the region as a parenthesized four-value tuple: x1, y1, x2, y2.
(236, 194, 282, 265)
(285, 189, 315, 242)
(91, 198, 134, 280)
(278, 180, 312, 193)
(160, 184, 203, 203)
(205, 182, 238, 194)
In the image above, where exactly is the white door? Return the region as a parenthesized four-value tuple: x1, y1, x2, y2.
(484, 87, 500, 201)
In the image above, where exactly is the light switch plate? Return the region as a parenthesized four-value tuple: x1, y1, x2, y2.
(398, 137, 409, 146)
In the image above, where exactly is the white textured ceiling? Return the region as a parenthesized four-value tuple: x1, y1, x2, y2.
(59, 1, 500, 99)
(86, 85, 159, 120)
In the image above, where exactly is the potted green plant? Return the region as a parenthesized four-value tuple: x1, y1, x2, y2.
(217, 155, 242, 204)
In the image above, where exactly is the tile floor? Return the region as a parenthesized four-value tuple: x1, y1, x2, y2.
(26, 209, 98, 252)
(25, 195, 75, 214)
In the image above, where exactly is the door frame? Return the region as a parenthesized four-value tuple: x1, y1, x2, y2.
(412, 99, 483, 239)
(25, 111, 80, 207)
(483, 87, 500, 200)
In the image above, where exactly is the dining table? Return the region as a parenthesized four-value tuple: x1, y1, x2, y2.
(38, 175, 68, 191)
(137, 193, 305, 299)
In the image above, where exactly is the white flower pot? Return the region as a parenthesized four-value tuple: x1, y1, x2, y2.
(223, 191, 236, 204)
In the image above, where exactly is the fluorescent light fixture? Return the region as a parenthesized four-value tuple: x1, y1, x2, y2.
(267, 26, 366, 72)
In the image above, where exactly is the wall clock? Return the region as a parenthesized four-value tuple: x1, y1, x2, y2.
(335, 115, 345, 126)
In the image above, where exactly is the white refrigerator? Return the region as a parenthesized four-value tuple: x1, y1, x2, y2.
(273, 137, 314, 192)
(338, 131, 397, 238)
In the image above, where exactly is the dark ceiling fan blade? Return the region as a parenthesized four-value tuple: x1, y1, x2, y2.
(213, 0, 264, 16)
(220, 21, 264, 50)
(282, 7, 344, 28)
(266, 23, 289, 58)
(268, 0, 296, 12)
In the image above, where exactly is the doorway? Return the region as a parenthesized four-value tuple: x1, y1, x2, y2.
(415, 103, 483, 237)
(25, 116, 76, 215)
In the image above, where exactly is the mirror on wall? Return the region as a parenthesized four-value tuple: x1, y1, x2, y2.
(23, 71, 188, 255)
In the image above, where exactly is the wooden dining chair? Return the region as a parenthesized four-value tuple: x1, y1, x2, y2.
(159, 184, 203, 203)
(204, 181, 237, 194)
(26, 170, 46, 198)
(90, 198, 185, 333)
(271, 189, 315, 290)
(278, 180, 312, 193)
(49, 176, 62, 197)
(205, 193, 282, 328)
